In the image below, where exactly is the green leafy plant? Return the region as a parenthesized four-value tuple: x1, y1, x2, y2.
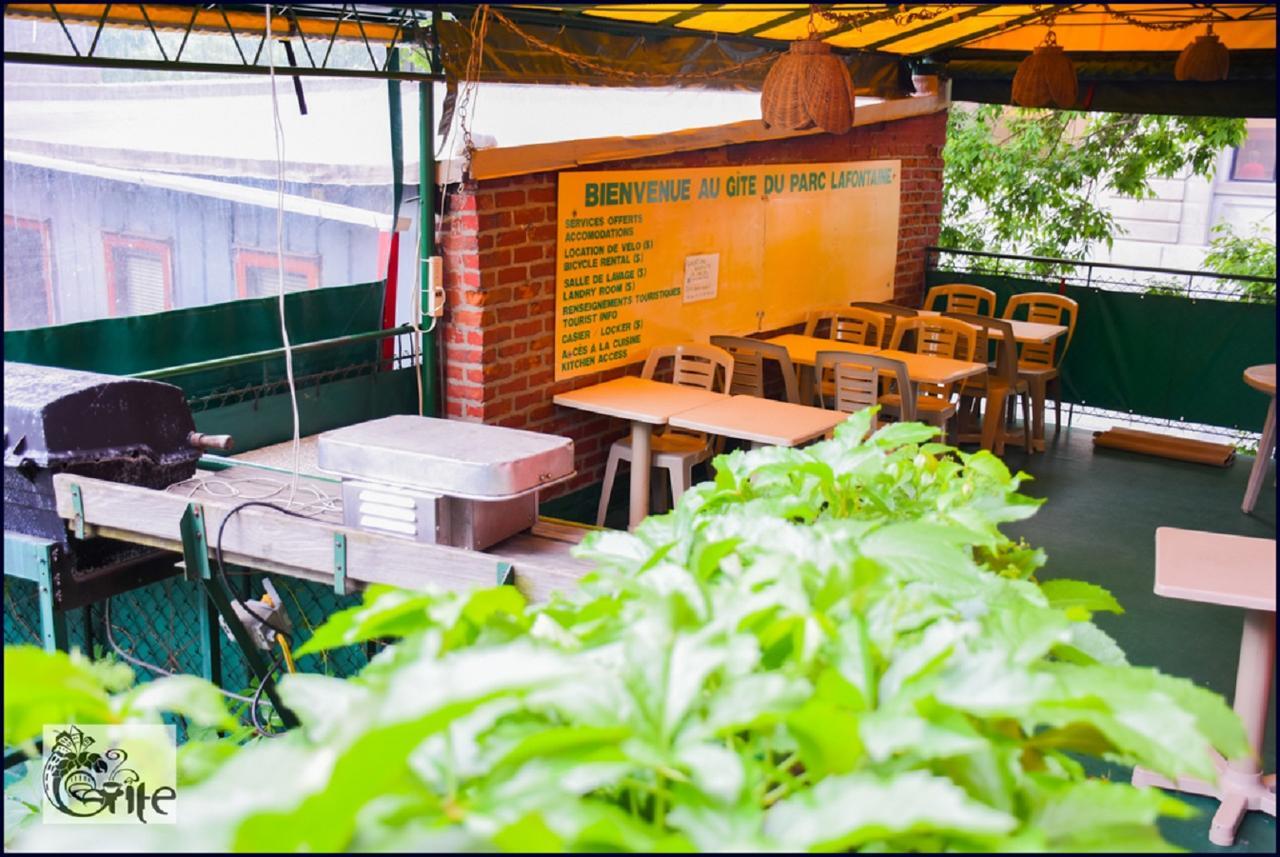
(1202, 222, 1277, 303)
(5, 413, 1247, 852)
(941, 105, 1246, 275)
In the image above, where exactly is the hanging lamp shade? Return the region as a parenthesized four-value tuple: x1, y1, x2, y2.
(1011, 32, 1078, 109)
(761, 38, 855, 134)
(1175, 26, 1230, 81)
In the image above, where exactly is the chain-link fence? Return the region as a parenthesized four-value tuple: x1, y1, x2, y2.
(4, 567, 377, 739)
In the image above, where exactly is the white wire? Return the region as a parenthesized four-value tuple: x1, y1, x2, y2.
(266, 3, 302, 504)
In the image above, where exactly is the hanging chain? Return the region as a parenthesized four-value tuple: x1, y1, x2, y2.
(815, 4, 959, 30)
(484, 5, 777, 85)
(1100, 3, 1219, 31)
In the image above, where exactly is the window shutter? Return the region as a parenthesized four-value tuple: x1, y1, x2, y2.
(122, 251, 168, 315)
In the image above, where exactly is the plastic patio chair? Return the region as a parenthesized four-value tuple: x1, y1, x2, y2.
(807, 307, 885, 403)
(850, 301, 918, 348)
(945, 312, 1032, 455)
(923, 283, 998, 317)
(879, 315, 978, 444)
(596, 343, 734, 526)
(709, 335, 801, 404)
(814, 351, 916, 430)
(1002, 292, 1079, 438)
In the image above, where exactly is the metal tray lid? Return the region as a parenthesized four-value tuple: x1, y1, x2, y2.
(316, 415, 574, 500)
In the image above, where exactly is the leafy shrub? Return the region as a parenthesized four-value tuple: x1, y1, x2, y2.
(6, 412, 1247, 852)
(1202, 222, 1277, 304)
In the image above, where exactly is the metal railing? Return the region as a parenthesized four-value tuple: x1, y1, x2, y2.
(926, 246, 1276, 303)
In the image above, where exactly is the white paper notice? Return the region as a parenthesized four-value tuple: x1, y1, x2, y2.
(682, 253, 719, 304)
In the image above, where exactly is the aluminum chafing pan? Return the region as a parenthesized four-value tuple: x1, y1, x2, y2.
(315, 415, 574, 500)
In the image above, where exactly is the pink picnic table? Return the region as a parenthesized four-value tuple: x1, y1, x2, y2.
(1131, 526, 1277, 846)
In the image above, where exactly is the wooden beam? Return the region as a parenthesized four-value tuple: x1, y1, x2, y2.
(52, 474, 589, 603)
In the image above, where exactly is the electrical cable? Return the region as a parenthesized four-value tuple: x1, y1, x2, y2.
(266, 2, 303, 504)
(102, 596, 262, 707)
(214, 499, 314, 641)
(250, 650, 286, 739)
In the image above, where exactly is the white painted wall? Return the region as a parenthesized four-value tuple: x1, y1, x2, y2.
(1091, 119, 1276, 271)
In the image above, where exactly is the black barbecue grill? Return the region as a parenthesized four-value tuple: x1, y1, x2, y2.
(4, 362, 217, 611)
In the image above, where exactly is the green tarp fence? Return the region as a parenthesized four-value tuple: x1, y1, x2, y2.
(4, 281, 386, 398)
(3, 281, 420, 450)
(925, 270, 1278, 433)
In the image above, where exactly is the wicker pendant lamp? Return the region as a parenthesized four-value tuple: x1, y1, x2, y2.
(1011, 30, 1078, 109)
(761, 10, 855, 134)
(1176, 24, 1230, 81)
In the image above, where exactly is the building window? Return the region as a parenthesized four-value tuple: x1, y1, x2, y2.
(104, 233, 174, 317)
(1229, 120, 1276, 182)
(235, 249, 320, 298)
(3, 215, 55, 329)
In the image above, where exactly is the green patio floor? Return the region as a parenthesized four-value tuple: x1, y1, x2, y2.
(546, 422, 1277, 852)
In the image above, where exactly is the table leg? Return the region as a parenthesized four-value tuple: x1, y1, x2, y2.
(629, 421, 652, 531)
(981, 387, 1009, 454)
(1242, 396, 1276, 513)
(1029, 378, 1047, 452)
(1132, 608, 1276, 847)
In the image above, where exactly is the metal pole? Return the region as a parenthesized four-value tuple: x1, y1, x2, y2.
(419, 14, 441, 417)
(2, 51, 443, 82)
(131, 325, 414, 380)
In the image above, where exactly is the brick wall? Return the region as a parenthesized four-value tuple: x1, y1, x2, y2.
(438, 110, 948, 497)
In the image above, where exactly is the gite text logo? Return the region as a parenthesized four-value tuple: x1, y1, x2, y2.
(41, 725, 177, 824)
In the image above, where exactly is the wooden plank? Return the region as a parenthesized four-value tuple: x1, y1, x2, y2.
(52, 474, 587, 603)
(467, 92, 951, 182)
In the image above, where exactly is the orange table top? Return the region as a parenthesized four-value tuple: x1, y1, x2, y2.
(918, 309, 1067, 345)
(667, 395, 848, 447)
(552, 376, 728, 424)
(1244, 364, 1276, 396)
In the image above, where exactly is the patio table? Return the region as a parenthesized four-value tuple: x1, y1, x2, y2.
(760, 333, 880, 367)
(1131, 526, 1276, 846)
(1242, 364, 1276, 514)
(553, 376, 728, 529)
(918, 309, 1067, 345)
(667, 395, 850, 450)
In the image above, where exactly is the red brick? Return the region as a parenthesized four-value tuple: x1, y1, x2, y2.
(513, 244, 544, 263)
(499, 340, 529, 358)
(495, 190, 526, 208)
(497, 266, 527, 286)
(513, 319, 541, 338)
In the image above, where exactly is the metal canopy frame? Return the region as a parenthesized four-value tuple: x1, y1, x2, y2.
(3, 2, 444, 81)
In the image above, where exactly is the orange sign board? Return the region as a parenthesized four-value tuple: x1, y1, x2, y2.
(554, 160, 901, 380)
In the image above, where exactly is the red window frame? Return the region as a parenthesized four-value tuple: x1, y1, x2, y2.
(103, 232, 175, 316)
(3, 215, 55, 328)
(1229, 120, 1277, 183)
(234, 249, 321, 298)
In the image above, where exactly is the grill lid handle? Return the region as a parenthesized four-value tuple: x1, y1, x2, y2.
(188, 432, 235, 452)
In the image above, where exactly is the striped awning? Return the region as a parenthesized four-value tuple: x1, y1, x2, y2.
(536, 4, 1276, 55)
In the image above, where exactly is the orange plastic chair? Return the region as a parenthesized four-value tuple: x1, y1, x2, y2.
(596, 343, 734, 526)
(924, 283, 998, 317)
(850, 301, 918, 348)
(1002, 292, 1079, 440)
(880, 316, 977, 443)
(946, 312, 1032, 455)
